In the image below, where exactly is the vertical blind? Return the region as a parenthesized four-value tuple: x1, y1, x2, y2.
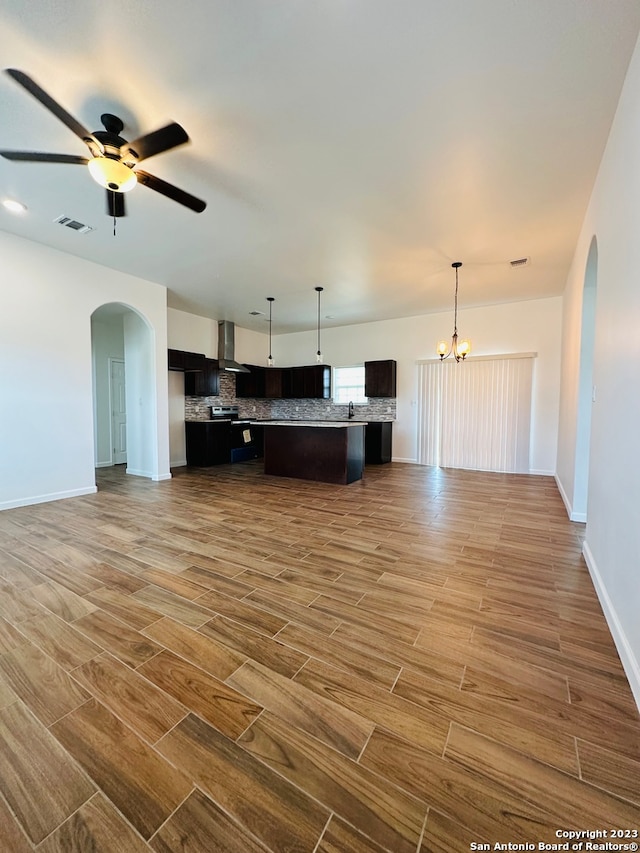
(417, 355, 534, 473)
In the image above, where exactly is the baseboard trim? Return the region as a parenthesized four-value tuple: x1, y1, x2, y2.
(0, 485, 98, 512)
(152, 472, 172, 482)
(171, 459, 188, 468)
(583, 541, 640, 712)
(125, 468, 153, 478)
(392, 456, 418, 464)
(95, 461, 112, 469)
(529, 469, 555, 476)
(554, 474, 586, 522)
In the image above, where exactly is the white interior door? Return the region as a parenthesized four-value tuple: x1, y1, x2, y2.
(110, 358, 127, 465)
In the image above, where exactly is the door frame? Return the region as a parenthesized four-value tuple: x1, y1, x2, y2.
(109, 356, 127, 465)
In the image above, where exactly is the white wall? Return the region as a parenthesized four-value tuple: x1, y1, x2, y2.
(166, 308, 268, 466)
(123, 311, 157, 479)
(91, 315, 125, 467)
(274, 296, 562, 472)
(0, 231, 170, 510)
(557, 33, 640, 707)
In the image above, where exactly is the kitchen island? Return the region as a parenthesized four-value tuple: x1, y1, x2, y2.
(258, 421, 367, 484)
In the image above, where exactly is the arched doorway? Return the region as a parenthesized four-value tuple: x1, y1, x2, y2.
(572, 237, 598, 522)
(91, 302, 157, 481)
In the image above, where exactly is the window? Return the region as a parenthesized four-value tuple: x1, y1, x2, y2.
(333, 365, 368, 404)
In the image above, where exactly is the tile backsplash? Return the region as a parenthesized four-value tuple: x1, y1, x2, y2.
(184, 371, 396, 421)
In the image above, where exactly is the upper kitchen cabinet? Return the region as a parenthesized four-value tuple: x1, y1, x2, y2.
(286, 366, 306, 398)
(264, 367, 284, 399)
(168, 349, 206, 372)
(235, 365, 265, 398)
(184, 358, 220, 396)
(236, 364, 331, 399)
(303, 365, 331, 399)
(364, 359, 397, 398)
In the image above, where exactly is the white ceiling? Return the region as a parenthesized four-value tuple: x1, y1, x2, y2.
(1, 1, 639, 334)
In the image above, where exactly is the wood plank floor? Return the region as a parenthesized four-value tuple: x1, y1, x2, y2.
(0, 461, 639, 852)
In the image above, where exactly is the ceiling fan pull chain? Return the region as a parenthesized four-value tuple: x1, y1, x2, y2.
(112, 192, 116, 236)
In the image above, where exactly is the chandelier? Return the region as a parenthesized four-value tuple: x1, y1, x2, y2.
(436, 262, 471, 361)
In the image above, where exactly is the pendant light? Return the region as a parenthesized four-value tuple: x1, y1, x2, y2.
(315, 286, 324, 363)
(266, 297, 275, 366)
(436, 262, 472, 361)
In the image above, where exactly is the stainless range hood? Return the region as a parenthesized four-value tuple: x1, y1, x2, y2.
(217, 321, 250, 373)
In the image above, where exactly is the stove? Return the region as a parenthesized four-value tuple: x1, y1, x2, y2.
(210, 406, 258, 461)
(210, 405, 240, 420)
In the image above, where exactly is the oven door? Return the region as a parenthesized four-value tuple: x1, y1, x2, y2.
(229, 421, 259, 462)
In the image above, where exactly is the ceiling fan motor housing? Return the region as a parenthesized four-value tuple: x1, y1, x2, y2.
(89, 114, 138, 191)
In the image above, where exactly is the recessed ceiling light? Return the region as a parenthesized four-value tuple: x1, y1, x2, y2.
(2, 199, 27, 214)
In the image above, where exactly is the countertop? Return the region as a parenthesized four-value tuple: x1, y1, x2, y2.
(186, 419, 393, 425)
(254, 420, 368, 428)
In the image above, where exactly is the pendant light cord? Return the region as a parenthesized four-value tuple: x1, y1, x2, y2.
(266, 297, 274, 365)
(453, 263, 459, 336)
(315, 286, 323, 358)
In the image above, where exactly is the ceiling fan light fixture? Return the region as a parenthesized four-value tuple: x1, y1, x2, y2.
(88, 156, 137, 192)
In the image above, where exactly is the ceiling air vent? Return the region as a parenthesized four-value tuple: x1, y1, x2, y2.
(54, 215, 94, 234)
(249, 310, 264, 316)
(510, 257, 530, 268)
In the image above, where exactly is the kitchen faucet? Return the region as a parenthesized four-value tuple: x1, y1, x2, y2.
(348, 401, 355, 419)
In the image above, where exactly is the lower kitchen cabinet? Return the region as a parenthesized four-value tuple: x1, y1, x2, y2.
(365, 422, 393, 464)
(185, 421, 231, 466)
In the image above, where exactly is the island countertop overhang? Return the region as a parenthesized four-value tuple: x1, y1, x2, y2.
(253, 420, 368, 428)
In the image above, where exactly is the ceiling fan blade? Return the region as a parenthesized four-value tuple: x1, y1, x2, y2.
(0, 150, 89, 164)
(106, 190, 126, 218)
(135, 169, 206, 212)
(5, 69, 95, 147)
(122, 123, 189, 162)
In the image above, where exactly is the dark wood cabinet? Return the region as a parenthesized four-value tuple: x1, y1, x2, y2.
(184, 358, 220, 397)
(364, 359, 397, 398)
(168, 349, 206, 372)
(264, 367, 283, 398)
(185, 421, 231, 466)
(264, 424, 364, 484)
(303, 365, 331, 399)
(237, 363, 331, 399)
(287, 366, 306, 398)
(365, 421, 393, 464)
(168, 349, 185, 370)
(235, 365, 265, 398)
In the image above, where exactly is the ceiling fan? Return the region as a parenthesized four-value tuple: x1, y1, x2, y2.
(0, 68, 207, 218)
